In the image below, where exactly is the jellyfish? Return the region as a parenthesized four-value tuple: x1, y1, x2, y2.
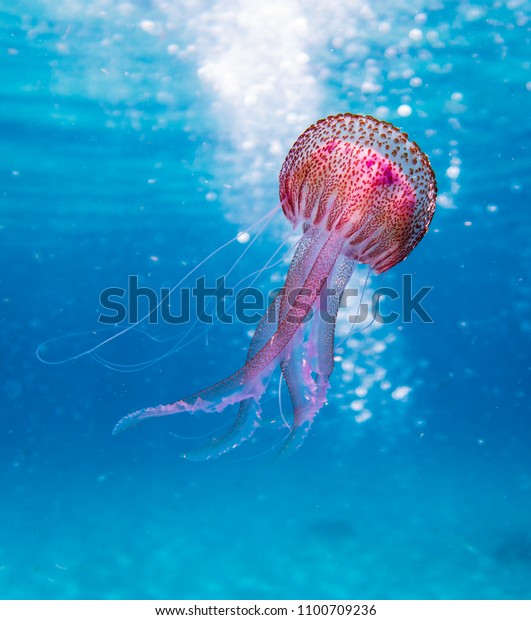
(113, 113, 437, 458)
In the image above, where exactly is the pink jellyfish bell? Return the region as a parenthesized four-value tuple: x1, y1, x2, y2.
(113, 113, 437, 458)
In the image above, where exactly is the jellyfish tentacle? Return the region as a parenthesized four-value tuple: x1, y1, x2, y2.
(279, 253, 356, 456)
(113, 229, 347, 436)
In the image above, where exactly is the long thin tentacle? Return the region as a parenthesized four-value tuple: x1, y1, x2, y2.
(37, 205, 281, 367)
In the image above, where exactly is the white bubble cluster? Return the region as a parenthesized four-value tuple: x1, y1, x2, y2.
(391, 386, 412, 401)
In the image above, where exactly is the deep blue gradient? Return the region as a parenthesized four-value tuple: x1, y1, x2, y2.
(1, 0, 530, 600)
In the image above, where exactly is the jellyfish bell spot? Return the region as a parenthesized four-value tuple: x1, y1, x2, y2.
(113, 113, 437, 459)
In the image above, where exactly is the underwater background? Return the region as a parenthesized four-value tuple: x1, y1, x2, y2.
(1, 0, 530, 600)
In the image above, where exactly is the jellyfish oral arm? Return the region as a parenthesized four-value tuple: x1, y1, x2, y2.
(112, 228, 347, 436)
(279, 251, 356, 455)
(180, 294, 282, 460)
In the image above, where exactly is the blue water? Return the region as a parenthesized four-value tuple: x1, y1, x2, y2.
(1, 0, 530, 600)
